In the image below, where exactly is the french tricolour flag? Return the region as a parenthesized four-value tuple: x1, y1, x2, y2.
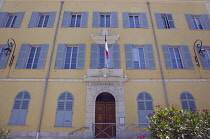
(105, 34, 109, 59)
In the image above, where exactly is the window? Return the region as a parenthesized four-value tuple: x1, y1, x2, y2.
(125, 44, 156, 69)
(137, 92, 154, 127)
(0, 44, 9, 68)
(180, 92, 196, 111)
(0, 12, 24, 28)
(162, 45, 194, 69)
(8, 91, 30, 126)
(155, 13, 175, 29)
(92, 12, 118, 28)
(90, 44, 120, 69)
(62, 12, 88, 28)
(28, 12, 56, 28)
(55, 92, 74, 127)
(15, 44, 49, 69)
(54, 44, 85, 69)
(185, 14, 210, 30)
(197, 47, 210, 69)
(122, 12, 148, 28)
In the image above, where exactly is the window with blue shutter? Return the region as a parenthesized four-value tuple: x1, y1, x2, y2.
(180, 92, 196, 111)
(54, 44, 86, 69)
(55, 92, 74, 127)
(90, 43, 120, 69)
(197, 47, 210, 69)
(8, 91, 30, 126)
(0, 45, 9, 68)
(162, 45, 194, 69)
(61, 11, 88, 28)
(137, 92, 154, 127)
(122, 12, 148, 28)
(185, 14, 210, 30)
(15, 44, 49, 69)
(125, 44, 156, 69)
(92, 12, 118, 28)
(155, 13, 175, 29)
(0, 12, 24, 28)
(28, 12, 56, 28)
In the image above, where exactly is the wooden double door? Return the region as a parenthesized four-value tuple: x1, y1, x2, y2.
(95, 102, 116, 138)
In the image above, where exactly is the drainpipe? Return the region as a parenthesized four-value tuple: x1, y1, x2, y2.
(36, 1, 64, 139)
(147, 2, 169, 107)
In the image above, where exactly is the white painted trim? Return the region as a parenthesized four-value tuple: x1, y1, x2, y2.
(0, 78, 209, 82)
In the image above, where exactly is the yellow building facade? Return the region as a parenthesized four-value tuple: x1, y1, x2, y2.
(0, 0, 209, 138)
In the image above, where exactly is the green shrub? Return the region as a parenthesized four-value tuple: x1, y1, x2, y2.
(147, 105, 210, 139)
(0, 129, 10, 139)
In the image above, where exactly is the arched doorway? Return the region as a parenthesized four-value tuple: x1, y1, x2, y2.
(95, 92, 116, 138)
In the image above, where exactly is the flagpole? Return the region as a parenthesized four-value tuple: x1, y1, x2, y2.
(105, 33, 108, 68)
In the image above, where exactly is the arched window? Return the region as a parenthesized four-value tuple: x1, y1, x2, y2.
(180, 92, 196, 110)
(137, 92, 153, 127)
(55, 92, 74, 127)
(8, 91, 30, 126)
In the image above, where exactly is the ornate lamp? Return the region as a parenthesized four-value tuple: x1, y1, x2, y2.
(193, 39, 205, 67)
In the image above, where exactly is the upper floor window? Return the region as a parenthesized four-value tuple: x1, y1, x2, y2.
(180, 92, 196, 111)
(8, 91, 30, 126)
(185, 14, 210, 30)
(92, 12, 118, 28)
(28, 12, 56, 28)
(15, 44, 49, 69)
(122, 12, 148, 28)
(162, 45, 194, 69)
(197, 47, 210, 69)
(125, 44, 156, 69)
(62, 12, 88, 28)
(54, 44, 85, 69)
(90, 44, 120, 69)
(0, 12, 24, 28)
(155, 13, 175, 29)
(0, 44, 9, 69)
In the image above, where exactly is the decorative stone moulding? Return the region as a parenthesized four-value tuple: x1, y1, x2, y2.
(91, 28, 120, 44)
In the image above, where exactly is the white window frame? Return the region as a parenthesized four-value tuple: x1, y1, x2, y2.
(37, 13, 50, 27)
(70, 13, 82, 27)
(26, 45, 41, 69)
(129, 13, 140, 28)
(169, 46, 185, 69)
(5, 13, 17, 28)
(64, 45, 78, 69)
(100, 13, 111, 27)
(132, 45, 147, 69)
(191, 15, 203, 30)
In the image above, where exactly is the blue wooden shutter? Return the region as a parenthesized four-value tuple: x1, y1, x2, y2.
(37, 44, 49, 69)
(113, 44, 120, 69)
(166, 14, 175, 29)
(13, 12, 25, 28)
(54, 44, 67, 69)
(200, 14, 210, 30)
(92, 12, 100, 27)
(125, 44, 133, 69)
(145, 44, 156, 69)
(47, 12, 56, 27)
(55, 111, 65, 127)
(76, 44, 86, 69)
(162, 45, 173, 69)
(62, 11, 71, 27)
(155, 13, 163, 29)
(185, 14, 195, 30)
(90, 44, 99, 69)
(181, 45, 194, 69)
(0, 12, 7, 27)
(0, 47, 9, 68)
(139, 13, 149, 28)
(81, 12, 88, 27)
(122, 12, 129, 28)
(15, 44, 31, 69)
(111, 12, 118, 28)
(28, 12, 39, 28)
(197, 47, 209, 69)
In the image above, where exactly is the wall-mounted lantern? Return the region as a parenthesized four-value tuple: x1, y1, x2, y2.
(193, 39, 205, 67)
(4, 38, 16, 67)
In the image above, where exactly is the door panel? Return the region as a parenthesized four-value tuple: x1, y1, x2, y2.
(95, 102, 116, 138)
